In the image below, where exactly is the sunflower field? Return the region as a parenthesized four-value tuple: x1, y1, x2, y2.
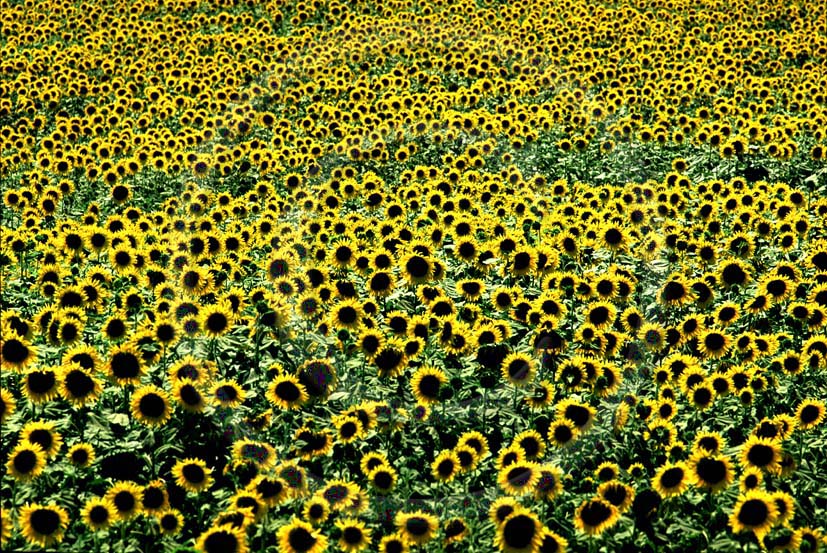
(2, 0, 827, 551)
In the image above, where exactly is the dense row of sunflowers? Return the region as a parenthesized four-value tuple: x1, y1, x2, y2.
(2, 0, 827, 551)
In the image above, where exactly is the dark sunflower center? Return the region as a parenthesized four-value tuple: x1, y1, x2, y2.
(183, 464, 206, 483)
(28, 429, 52, 451)
(161, 513, 179, 530)
(737, 499, 770, 526)
(589, 305, 610, 325)
(553, 424, 573, 443)
(275, 381, 301, 402)
(3, 339, 29, 363)
(139, 393, 166, 418)
(114, 491, 135, 512)
(143, 487, 165, 509)
(418, 374, 441, 398)
(371, 273, 391, 291)
(602, 484, 627, 506)
(337, 306, 358, 324)
(406, 517, 430, 536)
(14, 449, 37, 473)
(63, 370, 94, 398)
(71, 448, 89, 465)
(693, 387, 712, 405)
(406, 256, 430, 278)
(695, 457, 726, 484)
(800, 405, 820, 424)
(89, 505, 109, 524)
(179, 384, 202, 406)
(288, 526, 318, 552)
(579, 500, 613, 526)
(343, 526, 363, 544)
(204, 530, 239, 553)
(30, 508, 61, 535)
(747, 444, 775, 466)
(660, 467, 685, 488)
(722, 263, 746, 285)
(506, 467, 532, 486)
(27, 370, 56, 394)
(503, 514, 535, 547)
(111, 352, 140, 379)
(520, 438, 540, 457)
(564, 404, 591, 427)
(705, 333, 725, 351)
(604, 228, 623, 245)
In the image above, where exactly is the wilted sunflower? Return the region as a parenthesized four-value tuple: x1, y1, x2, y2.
(395, 510, 439, 546)
(131, 385, 172, 426)
(277, 518, 328, 553)
(729, 490, 778, 539)
(19, 503, 69, 548)
(172, 458, 213, 493)
(81, 497, 115, 531)
(573, 498, 620, 536)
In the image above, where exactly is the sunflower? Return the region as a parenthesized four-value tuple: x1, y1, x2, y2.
(232, 439, 277, 469)
(303, 497, 330, 525)
(172, 378, 208, 413)
(267, 373, 309, 410)
(173, 458, 214, 493)
(21, 420, 62, 459)
(739, 434, 783, 474)
(196, 524, 248, 553)
(67, 443, 95, 468)
(156, 509, 184, 536)
(498, 461, 540, 496)
(547, 418, 579, 448)
(573, 498, 620, 536)
(333, 415, 365, 445)
(81, 497, 115, 531)
(6, 441, 47, 481)
(442, 517, 469, 545)
(525, 380, 555, 410)
(431, 450, 461, 483)
(512, 429, 546, 461)
(106, 344, 144, 385)
(697, 329, 732, 359)
(738, 468, 764, 493)
(556, 399, 597, 432)
(230, 490, 268, 522)
(718, 259, 751, 287)
(693, 431, 726, 455)
(0, 332, 37, 371)
(598, 480, 635, 513)
(329, 298, 363, 331)
(277, 518, 328, 553)
(400, 252, 433, 284)
(0, 387, 16, 423)
(19, 503, 69, 548)
(106, 481, 143, 520)
(652, 461, 690, 497)
(495, 508, 544, 553)
(335, 518, 372, 552)
(379, 534, 410, 553)
(211, 379, 245, 408)
(396, 510, 439, 546)
(501, 352, 536, 387)
(410, 365, 446, 405)
(639, 322, 667, 351)
(140, 480, 169, 514)
(729, 490, 778, 539)
(688, 452, 734, 493)
(59, 364, 102, 407)
(534, 465, 564, 501)
(21, 367, 60, 404)
(131, 385, 172, 426)
(795, 399, 826, 430)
